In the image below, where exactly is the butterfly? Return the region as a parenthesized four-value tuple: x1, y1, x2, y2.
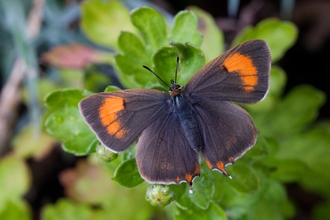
(79, 40, 271, 186)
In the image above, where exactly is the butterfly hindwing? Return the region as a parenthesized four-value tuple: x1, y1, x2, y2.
(193, 100, 257, 175)
(136, 113, 200, 185)
(79, 89, 169, 152)
(184, 40, 271, 103)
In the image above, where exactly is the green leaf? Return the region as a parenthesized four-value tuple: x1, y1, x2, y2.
(170, 42, 205, 85)
(115, 31, 153, 88)
(245, 136, 269, 159)
(232, 18, 298, 62)
(44, 89, 92, 109)
(189, 6, 224, 62)
(104, 85, 121, 92)
(83, 68, 112, 93)
(268, 66, 287, 97)
(85, 138, 99, 154)
(269, 159, 309, 183)
(226, 162, 260, 193)
(113, 158, 144, 188)
(153, 46, 180, 89)
(313, 201, 330, 220)
(115, 7, 205, 90)
(168, 10, 202, 47)
(221, 176, 294, 220)
(188, 171, 215, 209)
(244, 180, 295, 220)
(275, 125, 330, 180)
(169, 183, 187, 202)
(81, 0, 136, 49)
(41, 199, 92, 220)
(62, 133, 96, 156)
(0, 200, 31, 220)
(300, 170, 330, 198)
(175, 201, 227, 220)
(263, 179, 290, 205)
(0, 156, 30, 208)
(131, 7, 167, 56)
(45, 106, 95, 156)
(253, 85, 326, 137)
(117, 32, 147, 58)
(175, 163, 214, 210)
(44, 89, 96, 155)
(151, 42, 205, 90)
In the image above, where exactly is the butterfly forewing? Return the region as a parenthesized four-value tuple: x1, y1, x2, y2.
(184, 40, 271, 103)
(79, 89, 169, 152)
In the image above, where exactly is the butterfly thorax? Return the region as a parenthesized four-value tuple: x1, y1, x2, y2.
(169, 82, 203, 153)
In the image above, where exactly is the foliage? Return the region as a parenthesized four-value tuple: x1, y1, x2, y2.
(2, 0, 330, 219)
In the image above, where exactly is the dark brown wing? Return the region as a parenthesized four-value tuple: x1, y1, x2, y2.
(184, 40, 271, 103)
(194, 100, 257, 176)
(136, 113, 200, 185)
(79, 89, 169, 152)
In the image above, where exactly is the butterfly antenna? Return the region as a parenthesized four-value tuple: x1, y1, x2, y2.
(175, 57, 179, 83)
(143, 65, 170, 87)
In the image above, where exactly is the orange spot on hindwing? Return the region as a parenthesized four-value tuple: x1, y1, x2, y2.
(216, 161, 229, 176)
(228, 157, 234, 163)
(216, 161, 225, 171)
(194, 165, 200, 175)
(185, 174, 193, 184)
(223, 53, 258, 91)
(99, 97, 127, 139)
(205, 159, 213, 169)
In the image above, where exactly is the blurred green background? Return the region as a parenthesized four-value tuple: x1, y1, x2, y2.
(1, 0, 330, 219)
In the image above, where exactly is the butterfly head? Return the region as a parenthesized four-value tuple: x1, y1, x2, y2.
(169, 80, 182, 97)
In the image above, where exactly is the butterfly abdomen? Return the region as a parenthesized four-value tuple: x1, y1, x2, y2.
(172, 94, 202, 153)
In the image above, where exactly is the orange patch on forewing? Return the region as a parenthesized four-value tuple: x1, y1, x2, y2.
(228, 157, 234, 163)
(99, 97, 125, 123)
(98, 96, 126, 139)
(223, 53, 258, 92)
(175, 176, 180, 183)
(114, 128, 125, 138)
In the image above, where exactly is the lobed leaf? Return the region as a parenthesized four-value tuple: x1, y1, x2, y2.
(168, 10, 202, 47)
(112, 158, 144, 188)
(189, 6, 224, 62)
(130, 7, 167, 56)
(81, 0, 136, 49)
(253, 85, 326, 137)
(175, 201, 227, 220)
